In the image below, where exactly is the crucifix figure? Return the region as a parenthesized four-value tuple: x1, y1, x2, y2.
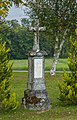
(29, 19, 46, 52)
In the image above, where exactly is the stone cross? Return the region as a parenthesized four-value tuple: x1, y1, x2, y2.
(29, 19, 46, 52)
(22, 19, 51, 111)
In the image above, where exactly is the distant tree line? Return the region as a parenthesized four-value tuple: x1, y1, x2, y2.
(0, 19, 68, 59)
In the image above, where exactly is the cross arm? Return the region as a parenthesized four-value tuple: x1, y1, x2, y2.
(39, 27, 46, 31)
(29, 27, 37, 32)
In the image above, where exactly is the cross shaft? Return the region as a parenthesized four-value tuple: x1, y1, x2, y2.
(29, 19, 46, 52)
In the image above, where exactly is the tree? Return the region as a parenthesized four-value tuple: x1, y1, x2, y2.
(0, 42, 18, 110)
(0, 0, 24, 18)
(0, 21, 10, 40)
(21, 18, 31, 27)
(0, 0, 11, 18)
(1, 19, 54, 59)
(24, 0, 77, 75)
(59, 30, 77, 105)
(6, 20, 33, 59)
(0, 0, 24, 41)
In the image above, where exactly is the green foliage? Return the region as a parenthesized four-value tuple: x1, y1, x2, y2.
(0, 42, 18, 110)
(0, 20, 55, 59)
(0, 20, 33, 59)
(0, 0, 12, 18)
(0, 0, 24, 18)
(59, 31, 77, 105)
(25, 0, 77, 59)
(25, 0, 77, 39)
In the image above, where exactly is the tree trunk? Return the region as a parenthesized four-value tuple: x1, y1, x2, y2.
(50, 30, 67, 75)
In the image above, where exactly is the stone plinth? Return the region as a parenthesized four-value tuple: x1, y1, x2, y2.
(21, 51, 51, 111)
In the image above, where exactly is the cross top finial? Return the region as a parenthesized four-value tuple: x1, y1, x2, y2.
(29, 19, 46, 52)
(35, 19, 39, 27)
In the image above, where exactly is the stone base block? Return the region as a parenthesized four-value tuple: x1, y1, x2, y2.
(21, 90, 51, 111)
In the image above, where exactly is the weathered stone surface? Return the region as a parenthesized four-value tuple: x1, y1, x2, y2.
(29, 19, 46, 52)
(32, 79, 46, 90)
(21, 51, 51, 111)
(22, 19, 51, 111)
(22, 90, 51, 111)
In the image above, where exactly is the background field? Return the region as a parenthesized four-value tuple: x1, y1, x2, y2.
(10, 58, 69, 71)
(0, 73, 77, 120)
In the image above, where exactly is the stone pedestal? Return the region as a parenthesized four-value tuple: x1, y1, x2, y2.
(21, 51, 51, 111)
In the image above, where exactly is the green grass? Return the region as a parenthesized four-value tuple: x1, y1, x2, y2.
(10, 58, 69, 71)
(57, 59, 69, 71)
(10, 59, 28, 70)
(0, 73, 77, 120)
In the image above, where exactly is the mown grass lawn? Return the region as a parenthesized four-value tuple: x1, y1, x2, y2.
(10, 58, 69, 71)
(0, 73, 77, 120)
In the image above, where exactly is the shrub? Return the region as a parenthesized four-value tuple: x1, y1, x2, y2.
(59, 32, 77, 105)
(0, 42, 18, 110)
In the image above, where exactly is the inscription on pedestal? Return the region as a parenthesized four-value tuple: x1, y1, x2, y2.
(34, 59, 43, 78)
